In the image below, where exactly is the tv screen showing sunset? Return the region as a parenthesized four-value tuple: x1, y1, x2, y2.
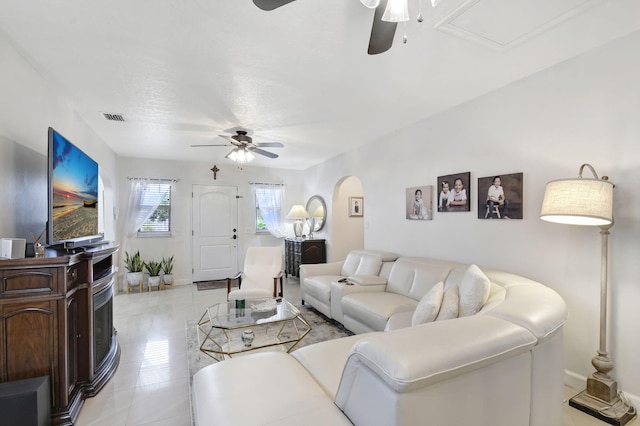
(50, 129, 99, 243)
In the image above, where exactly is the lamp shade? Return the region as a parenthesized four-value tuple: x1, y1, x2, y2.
(287, 205, 309, 219)
(313, 205, 325, 218)
(540, 178, 614, 226)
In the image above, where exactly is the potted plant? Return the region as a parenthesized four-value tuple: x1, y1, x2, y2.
(144, 260, 163, 291)
(162, 256, 174, 287)
(124, 250, 144, 293)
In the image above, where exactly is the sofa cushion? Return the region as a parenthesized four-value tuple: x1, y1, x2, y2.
(411, 281, 444, 325)
(342, 251, 384, 276)
(193, 352, 352, 425)
(292, 333, 380, 399)
(385, 258, 454, 301)
(435, 284, 459, 321)
(343, 292, 419, 331)
(304, 275, 342, 302)
(458, 264, 491, 317)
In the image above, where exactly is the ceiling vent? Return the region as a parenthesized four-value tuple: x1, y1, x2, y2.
(101, 112, 125, 122)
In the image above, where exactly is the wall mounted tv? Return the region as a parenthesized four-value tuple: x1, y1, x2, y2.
(47, 127, 102, 249)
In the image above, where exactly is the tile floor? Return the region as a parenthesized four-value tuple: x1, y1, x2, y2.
(75, 279, 636, 426)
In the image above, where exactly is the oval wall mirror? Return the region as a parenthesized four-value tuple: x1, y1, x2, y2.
(306, 195, 326, 236)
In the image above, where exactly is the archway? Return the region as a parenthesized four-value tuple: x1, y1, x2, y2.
(331, 176, 364, 262)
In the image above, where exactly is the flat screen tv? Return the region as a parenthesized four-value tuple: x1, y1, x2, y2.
(47, 127, 102, 249)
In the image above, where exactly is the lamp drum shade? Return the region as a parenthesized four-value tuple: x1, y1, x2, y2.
(540, 178, 614, 226)
(286, 205, 309, 219)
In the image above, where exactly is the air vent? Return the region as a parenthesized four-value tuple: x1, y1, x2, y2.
(101, 112, 125, 122)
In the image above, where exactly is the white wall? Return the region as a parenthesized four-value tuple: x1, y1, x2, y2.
(115, 157, 305, 290)
(303, 30, 640, 402)
(0, 33, 118, 244)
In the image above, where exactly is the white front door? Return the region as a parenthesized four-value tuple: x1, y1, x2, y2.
(192, 185, 238, 281)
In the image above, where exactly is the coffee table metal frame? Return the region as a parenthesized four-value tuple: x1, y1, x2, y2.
(197, 297, 311, 361)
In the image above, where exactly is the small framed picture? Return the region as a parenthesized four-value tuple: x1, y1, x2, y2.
(349, 197, 363, 217)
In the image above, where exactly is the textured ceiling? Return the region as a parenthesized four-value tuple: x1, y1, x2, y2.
(0, 0, 638, 170)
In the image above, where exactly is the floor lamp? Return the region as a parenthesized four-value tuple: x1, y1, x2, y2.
(540, 164, 636, 425)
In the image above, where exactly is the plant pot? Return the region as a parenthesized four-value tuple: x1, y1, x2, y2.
(162, 274, 174, 286)
(126, 271, 144, 293)
(148, 275, 161, 291)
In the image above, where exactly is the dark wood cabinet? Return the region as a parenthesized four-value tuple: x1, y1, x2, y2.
(0, 244, 120, 425)
(285, 238, 326, 277)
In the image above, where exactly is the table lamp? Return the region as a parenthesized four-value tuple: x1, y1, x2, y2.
(287, 205, 309, 238)
(540, 163, 635, 425)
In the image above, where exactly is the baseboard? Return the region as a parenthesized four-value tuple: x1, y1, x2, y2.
(564, 369, 640, 409)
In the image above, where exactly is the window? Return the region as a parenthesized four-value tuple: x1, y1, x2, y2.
(137, 183, 172, 236)
(255, 193, 268, 233)
(252, 183, 286, 238)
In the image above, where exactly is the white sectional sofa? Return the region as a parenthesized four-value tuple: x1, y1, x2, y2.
(192, 254, 568, 426)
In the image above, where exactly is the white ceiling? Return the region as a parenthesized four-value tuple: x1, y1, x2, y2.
(1, 0, 638, 170)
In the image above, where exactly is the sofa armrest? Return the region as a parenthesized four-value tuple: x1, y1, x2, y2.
(347, 274, 387, 286)
(384, 311, 413, 331)
(300, 261, 345, 302)
(337, 316, 536, 395)
(300, 261, 344, 279)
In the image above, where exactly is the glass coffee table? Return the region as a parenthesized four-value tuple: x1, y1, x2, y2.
(197, 297, 311, 361)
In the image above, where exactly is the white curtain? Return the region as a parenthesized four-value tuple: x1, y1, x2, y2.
(252, 183, 288, 238)
(123, 178, 174, 251)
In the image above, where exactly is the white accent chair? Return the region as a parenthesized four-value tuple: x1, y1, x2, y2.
(227, 246, 284, 301)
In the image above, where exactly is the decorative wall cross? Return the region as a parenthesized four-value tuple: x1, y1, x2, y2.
(210, 164, 220, 180)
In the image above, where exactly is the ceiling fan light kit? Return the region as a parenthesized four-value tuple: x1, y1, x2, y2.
(360, 0, 381, 8)
(227, 147, 255, 164)
(382, 0, 410, 23)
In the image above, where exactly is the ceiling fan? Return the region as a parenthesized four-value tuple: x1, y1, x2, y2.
(253, 0, 398, 55)
(191, 130, 284, 162)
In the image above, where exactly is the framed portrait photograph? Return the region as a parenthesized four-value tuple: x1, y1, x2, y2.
(437, 172, 471, 212)
(406, 186, 433, 220)
(477, 172, 523, 220)
(349, 196, 363, 217)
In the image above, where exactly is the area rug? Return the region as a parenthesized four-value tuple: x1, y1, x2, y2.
(195, 278, 238, 291)
(185, 305, 353, 380)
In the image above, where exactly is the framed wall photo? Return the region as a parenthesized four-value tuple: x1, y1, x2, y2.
(406, 186, 433, 220)
(437, 172, 471, 212)
(477, 172, 523, 220)
(349, 196, 363, 217)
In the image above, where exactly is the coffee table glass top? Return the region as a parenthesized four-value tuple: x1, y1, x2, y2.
(205, 297, 299, 329)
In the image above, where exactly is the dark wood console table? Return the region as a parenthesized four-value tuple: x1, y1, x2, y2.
(0, 243, 120, 425)
(285, 238, 326, 277)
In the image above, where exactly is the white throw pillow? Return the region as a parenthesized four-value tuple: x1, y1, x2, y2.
(435, 284, 459, 321)
(458, 264, 491, 317)
(411, 281, 444, 326)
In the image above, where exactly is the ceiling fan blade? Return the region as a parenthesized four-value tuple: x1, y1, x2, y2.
(190, 144, 230, 147)
(368, 0, 397, 55)
(255, 142, 284, 148)
(249, 147, 279, 159)
(253, 0, 296, 11)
